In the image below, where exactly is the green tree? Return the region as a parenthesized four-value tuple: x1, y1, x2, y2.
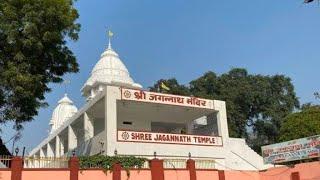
(150, 68, 299, 153)
(279, 105, 320, 142)
(0, 0, 80, 131)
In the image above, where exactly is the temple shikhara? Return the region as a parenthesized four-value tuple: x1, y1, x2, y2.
(29, 35, 268, 171)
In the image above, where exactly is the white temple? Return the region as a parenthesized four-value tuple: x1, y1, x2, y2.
(81, 39, 142, 101)
(49, 94, 78, 134)
(29, 34, 269, 170)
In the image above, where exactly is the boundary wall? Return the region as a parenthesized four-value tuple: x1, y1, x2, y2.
(2, 156, 320, 180)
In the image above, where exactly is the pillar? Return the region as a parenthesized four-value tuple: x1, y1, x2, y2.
(187, 159, 196, 180)
(60, 138, 65, 156)
(40, 148, 45, 157)
(218, 170, 225, 180)
(47, 143, 54, 157)
(105, 86, 120, 155)
(291, 172, 300, 180)
(34, 153, 40, 168)
(84, 113, 94, 141)
(55, 136, 60, 157)
(31, 155, 37, 168)
(186, 121, 194, 134)
(112, 162, 121, 180)
(68, 125, 77, 151)
(215, 101, 229, 142)
(11, 157, 23, 180)
(69, 157, 79, 180)
(150, 159, 164, 180)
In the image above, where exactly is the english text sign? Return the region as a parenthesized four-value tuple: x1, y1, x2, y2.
(117, 130, 223, 146)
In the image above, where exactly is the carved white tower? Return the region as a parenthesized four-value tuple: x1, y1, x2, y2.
(49, 94, 78, 134)
(81, 32, 142, 100)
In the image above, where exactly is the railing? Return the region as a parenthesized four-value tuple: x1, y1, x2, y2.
(163, 159, 187, 169)
(109, 158, 215, 169)
(0, 155, 12, 168)
(162, 159, 215, 169)
(0, 155, 215, 169)
(79, 162, 111, 169)
(141, 161, 150, 169)
(23, 157, 69, 168)
(195, 159, 215, 169)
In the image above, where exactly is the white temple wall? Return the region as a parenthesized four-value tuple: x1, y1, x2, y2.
(104, 86, 227, 161)
(40, 147, 46, 157)
(117, 107, 152, 131)
(84, 113, 94, 141)
(47, 142, 54, 157)
(29, 85, 266, 170)
(55, 136, 60, 157)
(93, 117, 105, 136)
(68, 125, 77, 151)
(104, 86, 120, 155)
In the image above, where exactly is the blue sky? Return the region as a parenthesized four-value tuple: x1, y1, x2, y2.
(2, 0, 320, 154)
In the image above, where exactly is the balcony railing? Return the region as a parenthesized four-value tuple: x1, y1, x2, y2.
(0, 155, 12, 168)
(23, 157, 69, 168)
(195, 159, 215, 169)
(1, 155, 215, 170)
(163, 159, 187, 169)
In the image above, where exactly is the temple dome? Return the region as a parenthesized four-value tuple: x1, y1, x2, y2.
(81, 42, 142, 100)
(49, 94, 78, 134)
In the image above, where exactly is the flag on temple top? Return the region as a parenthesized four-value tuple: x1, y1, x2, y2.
(108, 30, 114, 37)
(161, 82, 170, 91)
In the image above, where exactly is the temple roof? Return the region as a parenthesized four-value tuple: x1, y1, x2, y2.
(49, 94, 78, 134)
(81, 40, 142, 98)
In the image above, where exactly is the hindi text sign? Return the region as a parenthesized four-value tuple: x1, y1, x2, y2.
(261, 135, 320, 164)
(121, 88, 214, 109)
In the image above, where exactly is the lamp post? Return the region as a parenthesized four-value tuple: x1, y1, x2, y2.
(15, 147, 19, 156)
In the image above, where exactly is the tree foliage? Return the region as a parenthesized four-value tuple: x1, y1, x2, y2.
(79, 155, 147, 176)
(0, 0, 80, 130)
(150, 68, 299, 152)
(279, 105, 320, 142)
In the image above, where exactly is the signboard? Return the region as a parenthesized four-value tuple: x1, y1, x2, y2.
(117, 130, 223, 146)
(261, 135, 320, 164)
(121, 88, 214, 109)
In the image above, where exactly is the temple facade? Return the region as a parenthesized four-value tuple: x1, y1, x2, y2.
(29, 37, 268, 171)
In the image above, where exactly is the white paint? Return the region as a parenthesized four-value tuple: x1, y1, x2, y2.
(49, 94, 78, 134)
(68, 126, 77, 151)
(84, 113, 94, 141)
(40, 148, 45, 157)
(47, 143, 54, 157)
(28, 40, 270, 170)
(81, 43, 142, 100)
(55, 136, 60, 157)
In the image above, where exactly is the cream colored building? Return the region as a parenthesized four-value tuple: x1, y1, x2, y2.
(29, 38, 268, 170)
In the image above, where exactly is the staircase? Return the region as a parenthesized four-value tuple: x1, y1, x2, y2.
(226, 138, 269, 170)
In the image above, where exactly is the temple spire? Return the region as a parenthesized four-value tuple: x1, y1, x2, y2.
(62, 79, 70, 94)
(107, 30, 114, 49)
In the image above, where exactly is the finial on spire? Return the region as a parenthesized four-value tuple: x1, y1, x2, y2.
(62, 79, 71, 94)
(107, 30, 114, 49)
